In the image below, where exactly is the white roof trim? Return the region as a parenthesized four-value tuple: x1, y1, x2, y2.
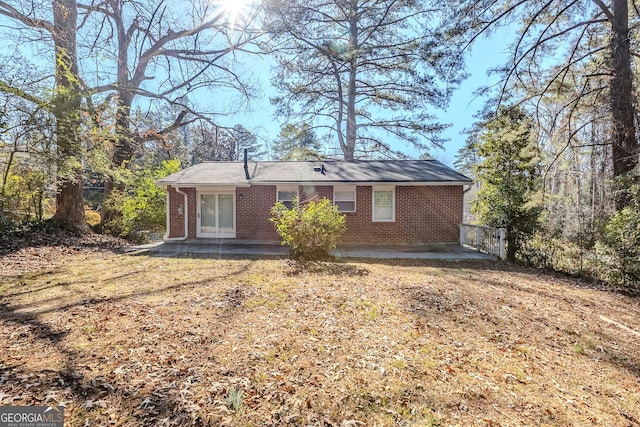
(158, 182, 251, 188)
(158, 180, 470, 187)
(248, 181, 471, 187)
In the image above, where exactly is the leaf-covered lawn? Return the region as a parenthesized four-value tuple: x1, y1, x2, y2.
(1, 253, 639, 426)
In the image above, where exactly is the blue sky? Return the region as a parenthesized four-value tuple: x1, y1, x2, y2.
(219, 30, 511, 167)
(0, 0, 510, 169)
(434, 34, 511, 166)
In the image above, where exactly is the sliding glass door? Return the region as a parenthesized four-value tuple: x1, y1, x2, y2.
(197, 192, 235, 238)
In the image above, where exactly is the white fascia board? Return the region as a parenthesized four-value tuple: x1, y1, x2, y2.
(161, 182, 251, 188)
(194, 185, 243, 192)
(250, 181, 471, 186)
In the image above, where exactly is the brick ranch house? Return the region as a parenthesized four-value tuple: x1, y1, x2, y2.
(157, 159, 472, 245)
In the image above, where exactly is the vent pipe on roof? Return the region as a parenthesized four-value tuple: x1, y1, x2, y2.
(243, 148, 250, 180)
(313, 164, 327, 175)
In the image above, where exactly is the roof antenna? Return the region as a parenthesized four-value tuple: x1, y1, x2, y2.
(244, 148, 250, 180)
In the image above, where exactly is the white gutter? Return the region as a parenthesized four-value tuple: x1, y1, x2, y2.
(246, 181, 473, 186)
(163, 187, 189, 241)
(158, 182, 250, 188)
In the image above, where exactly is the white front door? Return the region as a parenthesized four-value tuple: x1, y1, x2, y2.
(197, 192, 236, 238)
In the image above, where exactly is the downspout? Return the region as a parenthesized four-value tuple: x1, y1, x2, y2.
(163, 187, 189, 241)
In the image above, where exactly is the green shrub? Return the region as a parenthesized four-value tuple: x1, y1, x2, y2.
(519, 231, 601, 279)
(84, 206, 101, 227)
(518, 231, 560, 270)
(103, 157, 180, 243)
(596, 168, 640, 288)
(1, 164, 50, 222)
(270, 197, 346, 260)
(597, 206, 640, 287)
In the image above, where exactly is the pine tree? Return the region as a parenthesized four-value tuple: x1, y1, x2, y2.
(439, 0, 638, 210)
(473, 107, 542, 261)
(271, 124, 322, 160)
(228, 125, 266, 160)
(265, 0, 455, 159)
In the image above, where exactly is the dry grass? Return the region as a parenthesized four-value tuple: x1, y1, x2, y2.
(1, 252, 639, 426)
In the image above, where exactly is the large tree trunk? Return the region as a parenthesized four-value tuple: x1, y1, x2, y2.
(51, 0, 88, 232)
(610, 0, 638, 210)
(101, 6, 136, 227)
(344, 0, 358, 161)
(345, 68, 357, 160)
(101, 91, 135, 226)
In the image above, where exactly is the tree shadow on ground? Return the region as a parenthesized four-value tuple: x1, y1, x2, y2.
(283, 259, 370, 277)
(0, 260, 258, 426)
(144, 252, 285, 261)
(0, 227, 129, 257)
(479, 275, 640, 379)
(344, 257, 507, 271)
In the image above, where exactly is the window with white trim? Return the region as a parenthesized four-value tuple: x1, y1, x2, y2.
(334, 187, 356, 212)
(277, 186, 298, 209)
(372, 187, 395, 222)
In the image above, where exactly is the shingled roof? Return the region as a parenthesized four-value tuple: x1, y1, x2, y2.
(157, 160, 472, 186)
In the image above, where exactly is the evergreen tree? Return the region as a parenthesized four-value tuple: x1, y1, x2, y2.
(598, 168, 640, 286)
(229, 125, 266, 160)
(272, 124, 322, 160)
(454, 128, 482, 178)
(438, 0, 638, 210)
(473, 107, 542, 262)
(265, 0, 456, 159)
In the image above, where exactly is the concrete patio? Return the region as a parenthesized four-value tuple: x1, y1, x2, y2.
(131, 240, 498, 261)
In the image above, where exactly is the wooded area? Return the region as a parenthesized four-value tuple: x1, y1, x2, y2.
(450, 0, 640, 285)
(1, 0, 639, 286)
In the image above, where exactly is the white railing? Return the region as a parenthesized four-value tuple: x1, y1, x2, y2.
(459, 224, 506, 259)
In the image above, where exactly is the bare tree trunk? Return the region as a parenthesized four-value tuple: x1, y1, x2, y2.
(101, 2, 135, 226)
(610, 0, 638, 209)
(51, 0, 88, 232)
(101, 91, 135, 226)
(342, 0, 359, 161)
(1, 150, 15, 198)
(345, 66, 357, 160)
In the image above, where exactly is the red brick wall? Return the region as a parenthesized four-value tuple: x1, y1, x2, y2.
(166, 186, 197, 239)
(236, 185, 279, 241)
(184, 188, 197, 239)
(167, 184, 463, 244)
(342, 186, 463, 244)
(236, 185, 335, 241)
(167, 186, 184, 238)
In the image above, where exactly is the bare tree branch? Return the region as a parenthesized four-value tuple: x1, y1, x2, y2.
(0, 1, 53, 32)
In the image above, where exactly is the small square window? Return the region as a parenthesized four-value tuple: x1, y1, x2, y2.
(277, 187, 298, 209)
(334, 188, 356, 212)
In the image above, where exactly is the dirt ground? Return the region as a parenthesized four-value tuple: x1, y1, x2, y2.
(1, 234, 639, 426)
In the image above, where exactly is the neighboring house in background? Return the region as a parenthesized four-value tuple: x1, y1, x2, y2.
(157, 159, 472, 245)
